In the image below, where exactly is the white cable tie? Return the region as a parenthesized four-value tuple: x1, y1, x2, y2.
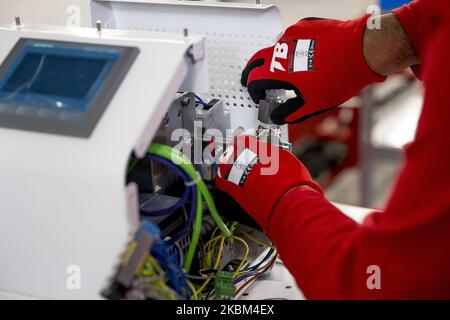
(184, 172, 202, 187)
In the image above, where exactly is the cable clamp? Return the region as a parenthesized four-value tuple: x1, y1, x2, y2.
(185, 172, 202, 187)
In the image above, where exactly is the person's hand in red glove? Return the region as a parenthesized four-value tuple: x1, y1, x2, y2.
(214, 135, 322, 230)
(241, 15, 386, 125)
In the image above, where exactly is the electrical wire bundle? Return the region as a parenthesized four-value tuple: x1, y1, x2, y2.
(195, 226, 277, 300)
(128, 144, 233, 298)
(140, 154, 195, 245)
(130, 255, 180, 300)
(129, 143, 276, 300)
(146, 144, 232, 273)
(233, 248, 278, 297)
(189, 224, 250, 299)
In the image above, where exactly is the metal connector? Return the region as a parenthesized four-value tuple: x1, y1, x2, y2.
(257, 90, 292, 151)
(96, 20, 102, 32)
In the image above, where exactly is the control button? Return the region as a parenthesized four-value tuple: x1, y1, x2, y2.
(59, 111, 83, 122)
(1, 103, 19, 114)
(36, 107, 60, 119)
(15, 105, 37, 117)
(0, 103, 8, 113)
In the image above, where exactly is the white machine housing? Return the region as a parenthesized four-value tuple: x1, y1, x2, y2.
(91, 0, 285, 133)
(0, 1, 295, 300)
(0, 24, 207, 299)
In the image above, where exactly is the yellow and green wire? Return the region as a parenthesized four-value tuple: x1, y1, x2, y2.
(143, 144, 231, 273)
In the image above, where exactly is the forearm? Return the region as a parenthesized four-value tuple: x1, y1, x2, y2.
(363, 13, 419, 76)
(265, 186, 448, 299)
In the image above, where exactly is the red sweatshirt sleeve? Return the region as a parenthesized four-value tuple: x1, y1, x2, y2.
(393, 0, 440, 59)
(266, 0, 450, 299)
(393, 0, 444, 79)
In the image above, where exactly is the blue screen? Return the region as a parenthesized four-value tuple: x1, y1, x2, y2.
(3, 53, 108, 100)
(0, 41, 121, 120)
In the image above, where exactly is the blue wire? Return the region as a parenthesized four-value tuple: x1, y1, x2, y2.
(167, 183, 196, 245)
(151, 237, 190, 297)
(239, 248, 275, 273)
(229, 249, 276, 287)
(233, 271, 256, 286)
(140, 155, 192, 217)
(139, 155, 197, 298)
(141, 154, 197, 245)
(195, 94, 209, 109)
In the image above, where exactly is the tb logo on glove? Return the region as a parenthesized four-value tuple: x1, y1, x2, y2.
(242, 15, 385, 125)
(270, 43, 289, 72)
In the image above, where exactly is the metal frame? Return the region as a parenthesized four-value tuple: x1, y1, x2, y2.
(359, 85, 405, 207)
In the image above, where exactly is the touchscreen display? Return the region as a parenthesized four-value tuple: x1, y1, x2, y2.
(0, 39, 138, 137)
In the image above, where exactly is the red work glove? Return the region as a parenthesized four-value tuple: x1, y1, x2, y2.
(214, 135, 322, 230)
(241, 15, 386, 125)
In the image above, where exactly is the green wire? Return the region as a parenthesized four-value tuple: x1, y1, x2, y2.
(147, 144, 231, 236)
(185, 187, 203, 272)
(127, 157, 138, 174)
(147, 144, 231, 272)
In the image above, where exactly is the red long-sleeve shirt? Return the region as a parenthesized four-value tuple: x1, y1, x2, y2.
(267, 0, 450, 299)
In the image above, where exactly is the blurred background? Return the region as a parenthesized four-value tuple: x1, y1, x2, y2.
(0, 0, 418, 209)
(0, 0, 411, 26)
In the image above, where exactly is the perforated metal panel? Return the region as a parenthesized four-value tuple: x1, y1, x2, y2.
(91, 0, 285, 131)
(204, 32, 273, 111)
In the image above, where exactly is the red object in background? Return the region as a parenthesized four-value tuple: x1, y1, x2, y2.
(288, 104, 360, 187)
(288, 68, 417, 188)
